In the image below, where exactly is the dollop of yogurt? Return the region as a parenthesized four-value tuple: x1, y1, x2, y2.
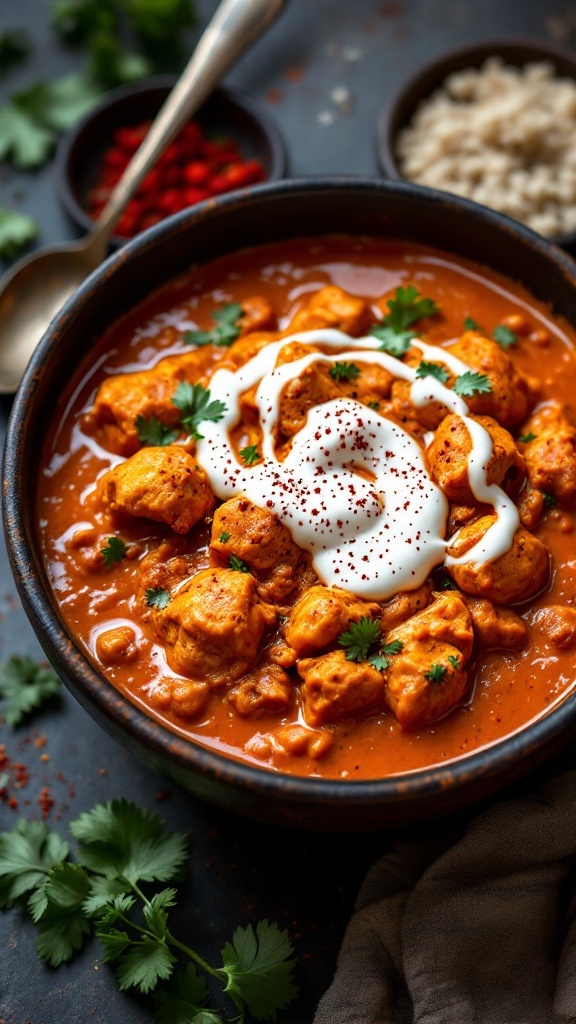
(195, 328, 519, 600)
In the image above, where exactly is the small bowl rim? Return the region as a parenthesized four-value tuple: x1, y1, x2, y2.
(55, 75, 288, 247)
(377, 35, 576, 250)
(5, 175, 576, 819)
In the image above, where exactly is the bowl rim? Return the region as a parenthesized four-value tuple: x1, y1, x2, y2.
(55, 75, 288, 246)
(376, 35, 576, 250)
(5, 175, 576, 811)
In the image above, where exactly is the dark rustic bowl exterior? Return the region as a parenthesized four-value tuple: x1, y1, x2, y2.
(4, 178, 576, 830)
(377, 38, 576, 254)
(56, 76, 287, 246)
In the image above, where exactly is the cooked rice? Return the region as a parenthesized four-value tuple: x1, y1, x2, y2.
(396, 58, 576, 238)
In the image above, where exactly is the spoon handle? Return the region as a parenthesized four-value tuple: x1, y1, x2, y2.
(89, 0, 286, 247)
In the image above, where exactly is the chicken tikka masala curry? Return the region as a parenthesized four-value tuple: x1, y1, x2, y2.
(38, 237, 576, 779)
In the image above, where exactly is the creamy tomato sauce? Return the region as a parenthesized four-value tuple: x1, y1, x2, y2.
(38, 237, 576, 779)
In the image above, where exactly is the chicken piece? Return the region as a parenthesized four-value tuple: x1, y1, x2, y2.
(275, 340, 323, 366)
(170, 679, 211, 718)
(137, 538, 209, 613)
(277, 361, 342, 438)
(385, 591, 474, 661)
(238, 295, 277, 335)
(210, 497, 306, 602)
(391, 379, 449, 432)
(353, 361, 394, 401)
(284, 585, 383, 657)
(83, 348, 221, 456)
(379, 581, 433, 633)
(446, 515, 549, 605)
(223, 331, 278, 370)
(461, 596, 527, 650)
(95, 626, 139, 665)
(154, 567, 276, 684)
(383, 637, 468, 729)
(533, 605, 576, 650)
(97, 446, 214, 534)
(446, 331, 539, 430)
(518, 402, 576, 504)
(516, 485, 544, 530)
(228, 664, 292, 717)
(298, 650, 386, 726)
(426, 414, 525, 503)
(287, 285, 372, 337)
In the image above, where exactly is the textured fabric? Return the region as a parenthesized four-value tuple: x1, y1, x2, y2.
(315, 771, 576, 1024)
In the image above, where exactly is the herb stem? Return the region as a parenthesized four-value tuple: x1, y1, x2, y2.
(165, 929, 220, 979)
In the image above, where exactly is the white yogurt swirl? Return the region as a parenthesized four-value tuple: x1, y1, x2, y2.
(195, 329, 519, 600)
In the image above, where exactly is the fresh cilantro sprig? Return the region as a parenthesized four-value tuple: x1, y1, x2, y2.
(372, 285, 440, 356)
(172, 382, 227, 441)
(184, 302, 243, 348)
(0, 207, 38, 261)
(239, 444, 260, 466)
(229, 555, 250, 573)
(219, 531, 230, 543)
(424, 663, 447, 683)
(329, 361, 360, 382)
(145, 588, 171, 610)
(135, 415, 179, 447)
(0, 74, 100, 169)
(101, 536, 128, 568)
(518, 431, 537, 443)
(0, 801, 297, 1020)
(415, 360, 450, 384)
(464, 316, 479, 330)
(338, 619, 403, 671)
(0, 656, 61, 727)
(493, 324, 517, 349)
(453, 371, 492, 398)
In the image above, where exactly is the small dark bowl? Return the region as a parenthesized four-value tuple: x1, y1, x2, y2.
(56, 76, 287, 247)
(377, 38, 576, 253)
(5, 178, 576, 830)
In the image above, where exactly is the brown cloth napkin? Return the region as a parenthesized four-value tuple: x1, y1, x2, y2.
(315, 770, 576, 1024)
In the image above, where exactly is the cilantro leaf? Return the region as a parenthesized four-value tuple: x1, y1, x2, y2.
(424, 663, 447, 683)
(229, 555, 250, 573)
(101, 536, 127, 568)
(135, 414, 179, 447)
(383, 640, 404, 656)
(415, 361, 450, 384)
(543, 492, 557, 509)
(493, 324, 517, 349)
(338, 618, 381, 662)
(146, 588, 171, 610)
(384, 285, 440, 332)
(97, 926, 132, 963)
(447, 655, 460, 670)
(518, 432, 537, 443)
(367, 400, 380, 410)
(70, 799, 188, 886)
(0, 75, 100, 170)
(114, 936, 177, 993)
(329, 361, 360, 382)
(0, 655, 60, 727)
(0, 103, 53, 168)
(35, 862, 92, 966)
(453, 371, 492, 398)
(371, 325, 415, 356)
(219, 531, 230, 543)
(239, 444, 260, 466)
(172, 382, 227, 441)
(184, 302, 243, 348)
(0, 30, 31, 75)
(220, 919, 298, 1021)
(368, 653, 389, 671)
(0, 819, 68, 907)
(154, 965, 220, 1024)
(0, 207, 38, 261)
(368, 638, 404, 672)
(464, 316, 479, 330)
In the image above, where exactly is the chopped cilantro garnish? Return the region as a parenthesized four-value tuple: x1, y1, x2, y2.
(184, 302, 243, 348)
(219, 531, 230, 543)
(424, 663, 447, 683)
(518, 432, 537, 443)
(543, 492, 557, 508)
(239, 444, 260, 466)
(135, 415, 179, 447)
(367, 400, 380, 410)
(493, 324, 517, 349)
(371, 285, 440, 356)
(0, 207, 37, 261)
(464, 316, 479, 330)
(339, 618, 381, 662)
(453, 371, 492, 397)
(145, 587, 170, 610)
(329, 361, 361, 382)
(172, 382, 227, 441)
(415, 360, 450, 384)
(101, 536, 127, 568)
(0, 656, 60, 727)
(447, 655, 460, 670)
(229, 555, 250, 573)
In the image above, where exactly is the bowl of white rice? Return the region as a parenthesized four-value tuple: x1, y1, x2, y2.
(378, 40, 576, 250)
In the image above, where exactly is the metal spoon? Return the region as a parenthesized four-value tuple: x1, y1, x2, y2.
(0, 0, 285, 394)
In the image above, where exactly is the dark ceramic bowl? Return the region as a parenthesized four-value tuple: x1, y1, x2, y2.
(56, 76, 287, 247)
(377, 39, 576, 253)
(5, 178, 576, 830)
